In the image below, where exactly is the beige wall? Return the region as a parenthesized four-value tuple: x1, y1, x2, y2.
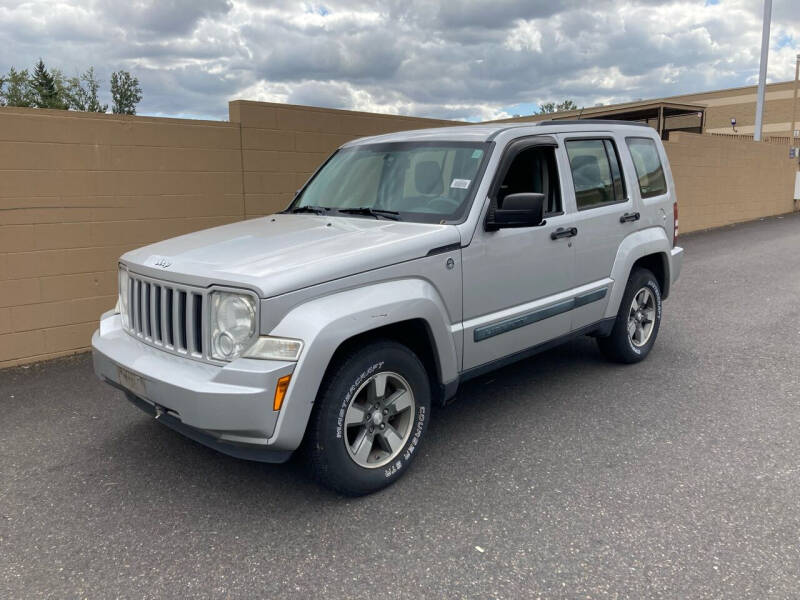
(0, 108, 244, 368)
(677, 81, 800, 138)
(665, 132, 797, 233)
(0, 102, 796, 368)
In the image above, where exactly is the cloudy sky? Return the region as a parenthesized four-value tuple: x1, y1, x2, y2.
(1, 0, 798, 121)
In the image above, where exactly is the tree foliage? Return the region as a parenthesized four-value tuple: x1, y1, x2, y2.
(0, 60, 136, 114)
(110, 70, 143, 115)
(537, 99, 578, 114)
(68, 68, 108, 112)
(0, 67, 35, 107)
(31, 59, 67, 109)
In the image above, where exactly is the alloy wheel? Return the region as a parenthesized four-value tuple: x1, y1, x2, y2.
(628, 287, 657, 347)
(343, 371, 415, 469)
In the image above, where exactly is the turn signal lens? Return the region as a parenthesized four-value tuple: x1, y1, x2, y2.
(274, 374, 292, 411)
(243, 336, 304, 361)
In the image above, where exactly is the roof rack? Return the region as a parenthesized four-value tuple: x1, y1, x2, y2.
(535, 119, 652, 128)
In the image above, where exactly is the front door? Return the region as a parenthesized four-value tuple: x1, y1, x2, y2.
(461, 139, 576, 372)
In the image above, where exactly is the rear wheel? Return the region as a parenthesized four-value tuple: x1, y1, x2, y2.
(597, 267, 662, 363)
(306, 340, 430, 496)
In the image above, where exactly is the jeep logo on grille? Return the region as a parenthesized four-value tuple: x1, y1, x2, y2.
(152, 256, 172, 269)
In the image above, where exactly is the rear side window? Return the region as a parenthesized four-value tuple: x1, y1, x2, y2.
(626, 137, 668, 198)
(565, 139, 626, 210)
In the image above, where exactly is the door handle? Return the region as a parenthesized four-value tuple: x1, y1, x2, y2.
(550, 226, 578, 240)
(620, 212, 640, 223)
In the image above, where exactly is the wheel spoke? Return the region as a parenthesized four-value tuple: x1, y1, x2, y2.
(642, 308, 656, 324)
(371, 372, 388, 400)
(385, 389, 412, 415)
(344, 404, 367, 427)
(351, 429, 374, 464)
(627, 320, 637, 338)
(641, 290, 651, 308)
(631, 297, 639, 312)
(635, 323, 644, 343)
(380, 424, 404, 452)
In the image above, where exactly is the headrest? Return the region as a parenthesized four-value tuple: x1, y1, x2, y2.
(415, 161, 443, 196)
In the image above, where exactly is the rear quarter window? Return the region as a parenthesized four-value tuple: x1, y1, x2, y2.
(626, 137, 668, 198)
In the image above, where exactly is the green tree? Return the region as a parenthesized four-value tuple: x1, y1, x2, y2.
(31, 59, 67, 109)
(1, 67, 35, 107)
(536, 99, 578, 114)
(82, 67, 108, 112)
(65, 67, 107, 112)
(110, 70, 142, 115)
(50, 68, 75, 109)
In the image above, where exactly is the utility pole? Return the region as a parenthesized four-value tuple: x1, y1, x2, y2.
(754, 0, 772, 142)
(791, 54, 800, 143)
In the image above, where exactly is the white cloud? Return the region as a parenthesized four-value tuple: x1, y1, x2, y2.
(0, 0, 797, 121)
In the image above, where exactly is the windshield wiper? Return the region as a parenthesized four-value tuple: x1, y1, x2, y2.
(290, 205, 330, 215)
(337, 207, 401, 221)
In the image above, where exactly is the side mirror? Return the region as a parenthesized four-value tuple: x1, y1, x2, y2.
(486, 192, 546, 230)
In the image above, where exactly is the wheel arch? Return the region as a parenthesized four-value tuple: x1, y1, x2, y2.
(264, 278, 459, 452)
(631, 252, 669, 299)
(605, 227, 672, 319)
(324, 319, 446, 405)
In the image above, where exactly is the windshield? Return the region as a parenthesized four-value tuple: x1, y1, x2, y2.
(288, 141, 491, 223)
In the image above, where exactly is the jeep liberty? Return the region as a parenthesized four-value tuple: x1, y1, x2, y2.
(92, 121, 683, 495)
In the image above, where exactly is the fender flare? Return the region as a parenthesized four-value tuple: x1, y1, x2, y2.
(264, 278, 458, 451)
(605, 227, 672, 319)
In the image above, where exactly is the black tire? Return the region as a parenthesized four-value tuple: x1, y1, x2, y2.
(597, 267, 662, 364)
(306, 340, 431, 496)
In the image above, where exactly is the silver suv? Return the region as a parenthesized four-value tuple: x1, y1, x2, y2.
(93, 121, 683, 495)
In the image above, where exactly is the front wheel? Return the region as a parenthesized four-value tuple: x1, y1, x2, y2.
(597, 267, 662, 364)
(306, 340, 431, 496)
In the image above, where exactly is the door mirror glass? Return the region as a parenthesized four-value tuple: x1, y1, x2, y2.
(486, 192, 545, 230)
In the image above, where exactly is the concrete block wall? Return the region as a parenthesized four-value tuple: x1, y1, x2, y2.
(664, 132, 797, 233)
(230, 101, 456, 218)
(0, 107, 244, 367)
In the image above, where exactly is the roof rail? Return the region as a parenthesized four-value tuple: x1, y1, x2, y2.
(535, 119, 652, 128)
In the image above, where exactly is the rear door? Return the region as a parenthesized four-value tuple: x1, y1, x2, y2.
(557, 133, 639, 329)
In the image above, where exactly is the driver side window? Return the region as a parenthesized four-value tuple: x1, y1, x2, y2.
(498, 147, 562, 216)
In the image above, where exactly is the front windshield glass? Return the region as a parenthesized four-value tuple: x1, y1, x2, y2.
(289, 141, 491, 223)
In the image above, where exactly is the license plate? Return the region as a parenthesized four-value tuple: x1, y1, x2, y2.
(118, 366, 146, 397)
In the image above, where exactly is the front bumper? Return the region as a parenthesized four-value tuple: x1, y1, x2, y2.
(92, 312, 296, 462)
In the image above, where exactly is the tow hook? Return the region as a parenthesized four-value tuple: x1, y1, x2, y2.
(154, 405, 165, 420)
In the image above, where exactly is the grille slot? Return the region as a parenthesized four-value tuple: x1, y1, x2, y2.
(124, 272, 206, 360)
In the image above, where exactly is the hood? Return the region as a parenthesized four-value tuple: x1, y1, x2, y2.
(121, 213, 461, 297)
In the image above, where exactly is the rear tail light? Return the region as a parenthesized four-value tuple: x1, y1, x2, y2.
(673, 202, 679, 246)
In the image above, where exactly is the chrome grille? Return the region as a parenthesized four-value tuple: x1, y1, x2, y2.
(125, 272, 207, 360)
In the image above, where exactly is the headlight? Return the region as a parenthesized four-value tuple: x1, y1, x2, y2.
(243, 336, 304, 361)
(118, 266, 129, 328)
(210, 292, 257, 361)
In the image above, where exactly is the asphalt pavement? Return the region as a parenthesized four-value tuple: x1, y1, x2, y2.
(2, 213, 800, 599)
